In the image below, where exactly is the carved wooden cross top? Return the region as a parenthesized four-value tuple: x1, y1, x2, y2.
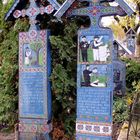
(66, 0, 133, 28)
(13, 0, 55, 29)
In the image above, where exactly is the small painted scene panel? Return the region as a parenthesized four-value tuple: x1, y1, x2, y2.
(23, 43, 44, 67)
(79, 35, 111, 63)
(81, 65, 108, 87)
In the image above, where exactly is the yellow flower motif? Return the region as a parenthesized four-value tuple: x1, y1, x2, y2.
(126, 97, 133, 105)
(122, 122, 128, 129)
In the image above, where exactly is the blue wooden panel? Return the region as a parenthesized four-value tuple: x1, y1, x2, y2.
(19, 30, 51, 120)
(47, 31, 52, 121)
(19, 72, 45, 117)
(18, 30, 52, 137)
(54, 0, 133, 139)
(76, 27, 113, 139)
(77, 90, 112, 122)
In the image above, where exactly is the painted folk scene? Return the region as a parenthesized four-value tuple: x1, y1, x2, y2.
(0, 0, 140, 140)
(79, 35, 111, 63)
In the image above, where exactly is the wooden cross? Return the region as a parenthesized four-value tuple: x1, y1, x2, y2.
(13, 0, 55, 30)
(67, 0, 132, 28)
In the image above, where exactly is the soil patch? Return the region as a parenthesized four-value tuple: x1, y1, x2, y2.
(0, 132, 15, 140)
(113, 123, 123, 140)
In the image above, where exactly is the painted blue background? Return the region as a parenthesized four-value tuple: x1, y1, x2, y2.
(19, 30, 52, 121)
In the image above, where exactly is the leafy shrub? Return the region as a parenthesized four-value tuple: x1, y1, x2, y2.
(0, 1, 140, 138)
(124, 58, 140, 91)
(113, 59, 140, 123)
(50, 21, 78, 137)
(0, 2, 29, 128)
(113, 96, 130, 123)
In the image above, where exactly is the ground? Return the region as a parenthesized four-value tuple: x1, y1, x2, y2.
(0, 133, 15, 140)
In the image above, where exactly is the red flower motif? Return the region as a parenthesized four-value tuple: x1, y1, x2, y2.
(29, 7, 38, 16)
(45, 5, 54, 14)
(95, 116, 98, 120)
(13, 10, 21, 18)
(41, 125, 49, 132)
(90, 7, 100, 16)
(93, 0, 99, 3)
(105, 116, 109, 121)
(31, 125, 37, 132)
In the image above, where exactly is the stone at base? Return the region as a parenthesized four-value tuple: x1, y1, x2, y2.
(18, 122, 52, 140)
(19, 132, 51, 140)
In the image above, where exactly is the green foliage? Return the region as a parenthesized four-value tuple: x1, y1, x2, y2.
(113, 59, 140, 123)
(113, 96, 129, 123)
(124, 58, 140, 91)
(0, 2, 29, 128)
(50, 21, 78, 137)
(0, 1, 140, 138)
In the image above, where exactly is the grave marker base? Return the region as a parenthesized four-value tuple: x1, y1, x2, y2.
(18, 29, 52, 140)
(76, 134, 112, 140)
(19, 132, 51, 140)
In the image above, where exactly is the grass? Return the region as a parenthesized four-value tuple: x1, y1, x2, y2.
(39, 53, 44, 66)
(81, 75, 107, 83)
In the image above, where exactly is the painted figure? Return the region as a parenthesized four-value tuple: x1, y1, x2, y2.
(90, 36, 110, 62)
(80, 36, 89, 62)
(24, 47, 32, 66)
(90, 67, 99, 86)
(83, 65, 99, 87)
(83, 65, 93, 86)
(82, 65, 107, 87)
(92, 36, 103, 61)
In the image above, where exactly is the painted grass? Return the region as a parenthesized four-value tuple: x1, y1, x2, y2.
(81, 75, 107, 83)
(80, 47, 94, 62)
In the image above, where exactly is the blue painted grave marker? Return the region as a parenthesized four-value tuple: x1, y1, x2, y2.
(126, 28, 136, 55)
(113, 41, 126, 96)
(55, 0, 133, 139)
(5, 0, 60, 139)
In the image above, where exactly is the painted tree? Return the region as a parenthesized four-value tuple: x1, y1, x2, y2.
(30, 42, 43, 66)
